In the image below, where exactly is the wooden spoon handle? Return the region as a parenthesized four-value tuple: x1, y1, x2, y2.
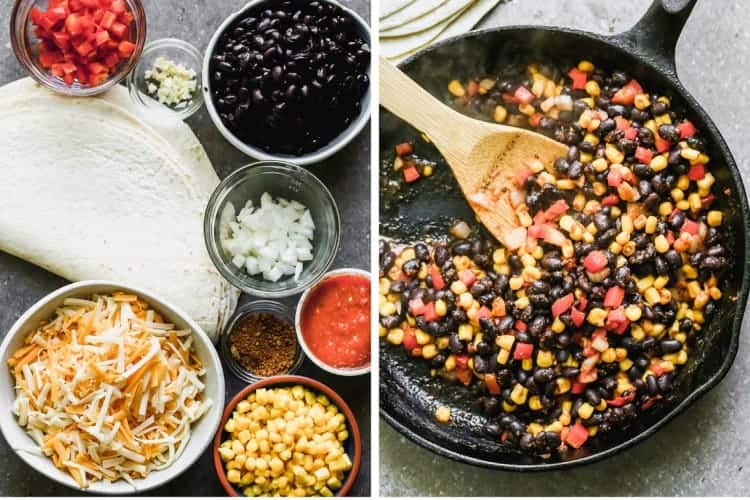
(379, 57, 469, 150)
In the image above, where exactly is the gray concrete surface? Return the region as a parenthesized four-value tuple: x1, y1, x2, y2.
(379, 0, 750, 496)
(0, 0, 370, 496)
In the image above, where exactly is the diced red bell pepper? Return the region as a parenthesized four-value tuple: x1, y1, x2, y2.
(455, 367, 473, 386)
(515, 320, 527, 332)
(95, 30, 110, 46)
(634, 146, 653, 165)
(485, 373, 502, 395)
(513, 342, 534, 360)
(607, 169, 623, 187)
(607, 392, 635, 407)
(39, 50, 62, 67)
(515, 164, 533, 187)
(651, 360, 665, 377)
(80, 0, 98, 8)
(678, 120, 696, 139)
(655, 133, 670, 153)
(47, 6, 68, 23)
(513, 85, 535, 105)
(64, 13, 83, 35)
(111, 0, 126, 13)
(30, 6, 45, 25)
(614, 116, 630, 131)
(403, 165, 420, 183)
(455, 354, 469, 369)
(100, 10, 117, 29)
(611, 79, 643, 106)
(571, 307, 585, 327)
(641, 394, 662, 410)
(583, 250, 608, 273)
(565, 422, 589, 449)
(87, 61, 106, 75)
(568, 68, 588, 90)
(578, 296, 588, 310)
(623, 127, 638, 141)
(527, 224, 548, 239)
(429, 266, 445, 290)
(423, 302, 439, 322)
(681, 219, 698, 235)
(601, 194, 620, 206)
(74, 40, 94, 56)
(476, 306, 491, 321)
(551, 293, 575, 317)
(403, 331, 418, 351)
(687, 164, 705, 181)
(111, 23, 129, 41)
(605, 307, 630, 334)
(545, 199, 569, 219)
(571, 381, 587, 394)
(409, 298, 426, 316)
(395, 142, 413, 157)
(666, 230, 675, 245)
(466, 80, 479, 97)
(459, 269, 476, 287)
(701, 194, 716, 207)
(529, 113, 543, 128)
(578, 368, 598, 384)
(604, 286, 625, 309)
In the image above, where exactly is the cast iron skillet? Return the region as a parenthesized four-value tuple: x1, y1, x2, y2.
(379, 0, 750, 470)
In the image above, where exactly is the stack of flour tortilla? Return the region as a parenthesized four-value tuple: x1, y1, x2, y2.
(0, 78, 238, 340)
(380, 0, 503, 62)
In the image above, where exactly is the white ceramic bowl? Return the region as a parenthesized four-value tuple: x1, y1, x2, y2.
(202, 0, 371, 165)
(295, 268, 371, 376)
(0, 280, 226, 494)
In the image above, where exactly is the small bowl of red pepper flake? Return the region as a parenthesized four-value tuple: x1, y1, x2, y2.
(221, 300, 305, 383)
(10, 0, 147, 96)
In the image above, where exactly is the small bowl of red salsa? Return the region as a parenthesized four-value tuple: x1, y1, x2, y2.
(295, 268, 371, 376)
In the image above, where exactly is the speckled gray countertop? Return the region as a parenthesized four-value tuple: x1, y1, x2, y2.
(380, 0, 750, 496)
(0, 0, 370, 496)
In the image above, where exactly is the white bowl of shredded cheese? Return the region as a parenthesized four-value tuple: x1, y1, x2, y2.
(0, 281, 225, 494)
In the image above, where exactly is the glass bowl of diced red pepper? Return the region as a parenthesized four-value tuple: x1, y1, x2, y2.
(10, 0, 146, 96)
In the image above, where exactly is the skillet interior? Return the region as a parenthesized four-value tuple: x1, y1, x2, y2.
(379, 26, 750, 469)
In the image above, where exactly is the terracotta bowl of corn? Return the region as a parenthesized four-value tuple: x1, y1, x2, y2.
(213, 375, 361, 497)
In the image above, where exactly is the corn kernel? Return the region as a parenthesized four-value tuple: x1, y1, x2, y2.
(537, 350, 554, 368)
(529, 395, 543, 411)
(585, 79, 600, 97)
(555, 377, 571, 394)
(448, 80, 465, 97)
(510, 384, 529, 405)
(707, 211, 723, 227)
(650, 154, 668, 172)
(386, 328, 404, 345)
(587, 307, 607, 327)
(578, 402, 595, 420)
(625, 304, 642, 321)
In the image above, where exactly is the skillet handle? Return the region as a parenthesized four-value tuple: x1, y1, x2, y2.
(611, 0, 698, 79)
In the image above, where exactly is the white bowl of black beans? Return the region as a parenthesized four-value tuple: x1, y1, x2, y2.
(203, 0, 371, 165)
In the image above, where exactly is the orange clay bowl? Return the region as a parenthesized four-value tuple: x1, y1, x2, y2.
(213, 375, 362, 496)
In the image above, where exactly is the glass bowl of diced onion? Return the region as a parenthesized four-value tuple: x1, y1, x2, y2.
(203, 161, 341, 298)
(127, 37, 203, 120)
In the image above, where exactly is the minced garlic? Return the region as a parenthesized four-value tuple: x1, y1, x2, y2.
(144, 56, 197, 108)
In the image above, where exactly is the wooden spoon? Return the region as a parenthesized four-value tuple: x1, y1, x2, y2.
(380, 57, 569, 248)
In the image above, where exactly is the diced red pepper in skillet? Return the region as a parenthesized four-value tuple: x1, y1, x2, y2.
(611, 79, 643, 105)
(583, 250, 608, 273)
(551, 293, 575, 317)
(623, 127, 638, 141)
(409, 298, 425, 316)
(655, 133, 671, 153)
(607, 169, 623, 187)
(565, 422, 589, 449)
(403, 165, 420, 183)
(571, 382, 587, 395)
(681, 219, 698, 235)
(545, 199, 569, 220)
(515, 320, 527, 332)
(605, 307, 630, 334)
(455, 367, 473, 386)
(476, 306, 491, 321)
(484, 374, 501, 395)
(607, 392, 635, 407)
(678, 119, 696, 138)
(634, 146, 653, 164)
(601, 194, 620, 206)
(528, 113, 543, 128)
(570, 307, 585, 327)
(513, 85, 535, 105)
(422, 302, 438, 322)
(687, 164, 705, 181)
(641, 395, 662, 410)
(459, 269, 476, 286)
(568, 68, 588, 89)
(454, 354, 469, 369)
(403, 331, 418, 351)
(604, 286, 625, 309)
(429, 266, 445, 290)
(513, 342, 534, 360)
(614, 116, 630, 131)
(395, 142, 413, 157)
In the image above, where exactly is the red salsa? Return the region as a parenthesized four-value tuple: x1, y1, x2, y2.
(300, 273, 371, 369)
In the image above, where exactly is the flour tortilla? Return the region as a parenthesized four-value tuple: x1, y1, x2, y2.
(381, 0, 417, 19)
(0, 80, 238, 340)
(379, 0, 449, 32)
(380, 0, 474, 37)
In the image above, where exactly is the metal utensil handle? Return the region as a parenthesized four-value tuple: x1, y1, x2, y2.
(611, 0, 698, 79)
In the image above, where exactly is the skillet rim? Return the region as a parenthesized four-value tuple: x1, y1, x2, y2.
(379, 24, 750, 472)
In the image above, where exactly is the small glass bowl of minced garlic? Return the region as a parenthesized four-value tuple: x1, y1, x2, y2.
(127, 38, 203, 120)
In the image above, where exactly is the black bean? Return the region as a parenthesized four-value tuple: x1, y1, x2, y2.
(660, 339, 682, 353)
(414, 242, 430, 262)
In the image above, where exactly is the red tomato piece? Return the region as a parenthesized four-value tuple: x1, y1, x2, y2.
(513, 85, 535, 105)
(111, 0, 126, 13)
(687, 164, 705, 181)
(527, 224, 548, 239)
(551, 293, 575, 317)
(568, 68, 587, 90)
(566, 422, 589, 449)
(95, 30, 110, 46)
(459, 269, 476, 287)
(65, 13, 83, 35)
(513, 342, 534, 360)
(75, 40, 94, 56)
(103, 51, 120, 68)
(614, 116, 630, 131)
(395, 142, 413, 157)
(454, 354, 469, 370)
(402, 165, 420, 183)
(545, 199, 569, 219)
(583, 250, 608, 273)
(515, 320, 527, 332)
(601, 194, 620, 206)
(80, 0, 98, 7)
(604, 286, 625, 309)
(476, 306, 491, 321)
(634, 146, 653, 164)
(611, 79, 643, 105)
(429, 266, 445, 290)
(571, 381, 587, 394)
(678, 120, 696, 138)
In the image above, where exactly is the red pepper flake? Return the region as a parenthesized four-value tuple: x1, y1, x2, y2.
(568, 68, 588, 89)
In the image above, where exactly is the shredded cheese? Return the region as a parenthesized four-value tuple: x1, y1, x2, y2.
(8, 292, 212, 488)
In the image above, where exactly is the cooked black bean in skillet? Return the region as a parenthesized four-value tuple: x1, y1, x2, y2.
(209, 0, 370, 155)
